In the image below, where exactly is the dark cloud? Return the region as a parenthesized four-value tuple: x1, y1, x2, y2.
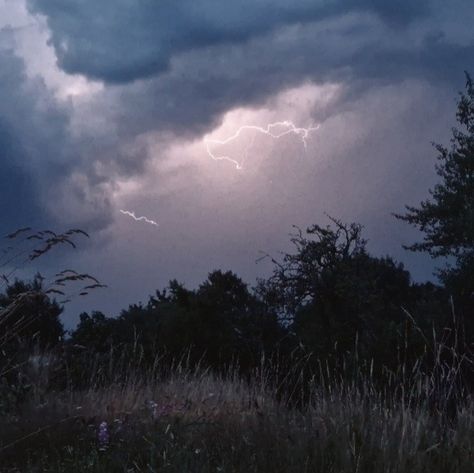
(0, 45, 57, 233)
(100, 11, 472, 151)
(0, 38, 113, 236)
(0, 120, 43, 230)
(347, 0, 431, 24)
(23, 0, 473, 161)
(27, 0, 431, 84)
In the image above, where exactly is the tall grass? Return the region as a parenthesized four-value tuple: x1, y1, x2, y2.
(0, 227, 105, 386)
(1, 342, 473, 473)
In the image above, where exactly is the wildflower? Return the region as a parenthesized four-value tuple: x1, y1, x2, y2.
(98, 421, 109, 451)
(147, 400, 159, 418)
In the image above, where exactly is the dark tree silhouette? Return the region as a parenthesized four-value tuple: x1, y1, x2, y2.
(70, 271, 284, 372)
(395, 73, 474, 300)
(0, 275, 64, 349)
(70, 311, 117, 353)
(259, 217, 445, 366)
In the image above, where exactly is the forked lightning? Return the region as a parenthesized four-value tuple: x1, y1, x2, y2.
(204, 120, 320, 169)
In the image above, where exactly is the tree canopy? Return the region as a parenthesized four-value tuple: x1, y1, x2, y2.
(395, 73, 474, 298)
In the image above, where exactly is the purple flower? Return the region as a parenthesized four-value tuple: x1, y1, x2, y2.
(98, 421, 109, 451)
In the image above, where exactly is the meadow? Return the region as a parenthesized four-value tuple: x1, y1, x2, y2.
(1, 332, 473, 472)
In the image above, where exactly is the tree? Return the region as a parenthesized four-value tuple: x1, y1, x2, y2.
(259, 217, 443, 365)
(194, 270, 283, 367)
(0, 275, 64, 348)
(259, 217, 374, 327)
(0, 227, 104, 349)
(395, 73, 474, 299)
(69, 311, 117, 353)
(156, 270, 283, 368)
(69, 271, 284, 372)
(0, 276, 65, 397)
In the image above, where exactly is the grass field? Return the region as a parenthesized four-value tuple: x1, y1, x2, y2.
(1, 353, 473, 473)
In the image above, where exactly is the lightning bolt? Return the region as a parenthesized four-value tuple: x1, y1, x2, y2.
(204, 120, 320, 170)
(119, 209, 158, 227)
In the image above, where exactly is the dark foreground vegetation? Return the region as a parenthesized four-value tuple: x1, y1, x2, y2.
(0, 77, 472, 471)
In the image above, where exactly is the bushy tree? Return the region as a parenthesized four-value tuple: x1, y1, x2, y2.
(151, 271, 284, 368)
(192, 270, 283, 367)
(0, 227, 103, 351)
(259, 217, 444, 366)
(69, 311, 117, 353)
(70, 271, 284, 371)
(395, 73, 474, 300)
(0, 275, 64, 348)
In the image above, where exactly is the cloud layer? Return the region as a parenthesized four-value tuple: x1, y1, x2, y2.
(0, 0, 473, 323)
(27, 0, 431, 83)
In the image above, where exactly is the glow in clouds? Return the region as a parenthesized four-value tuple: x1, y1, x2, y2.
(119, 209, 158, 227)
(204, 120, 320, 169)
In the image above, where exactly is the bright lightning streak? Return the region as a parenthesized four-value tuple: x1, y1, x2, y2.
(119, 209, 158, 227)
(204, 120, 320, 170)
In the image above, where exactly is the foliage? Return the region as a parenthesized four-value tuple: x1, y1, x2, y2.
(0, 227, 104, 412)
(71, 271, 284, 374)
(258, 216, 448, 367)
(0, 227, 105, 348)
(395, 73, 474, 299)
(0, 275, 64, 348)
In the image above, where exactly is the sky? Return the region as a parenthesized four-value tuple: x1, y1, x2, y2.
(0, 0, 473, 327)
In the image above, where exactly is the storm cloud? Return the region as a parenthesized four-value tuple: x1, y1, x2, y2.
(0, 0, 473, 324)
(0, 41, 66, 231)
(27, 0, 431, 83)
(0, 25, 113, 237)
